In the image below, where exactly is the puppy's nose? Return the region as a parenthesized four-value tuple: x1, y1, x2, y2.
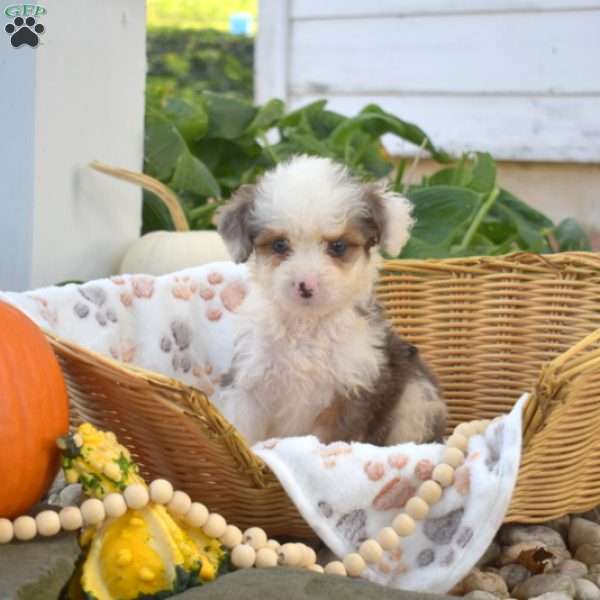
(297, 280, 315, 299)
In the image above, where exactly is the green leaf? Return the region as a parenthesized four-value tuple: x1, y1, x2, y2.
(493, 189, 553, 252)
(426, 152, 495, 193)
(278, 100, 328, 130)
(329, 104, 452, 164)
(400, 186, 480, 257)
(469, 152, 496, 194)
(204, 92, 257, 139)
(170, 152, 221, 198)
(144, 111, 188, 181)
(553, 218, 592, 251)
(142, 188, 175, 234)
(164, 98, 209, 144)
(247, 98, 285, 133)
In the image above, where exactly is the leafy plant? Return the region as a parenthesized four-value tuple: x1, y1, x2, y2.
(146, 28, 253, 108)
(143, 92, 590, 257)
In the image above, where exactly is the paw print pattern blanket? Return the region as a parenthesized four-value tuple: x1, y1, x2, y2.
(0, 263, 524, 593)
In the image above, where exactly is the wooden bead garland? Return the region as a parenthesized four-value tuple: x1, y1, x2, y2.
(203, 513, 227, 539)
(243, 526, 267, 550)
(36, 510, 61, 537)
(231, 543, 256, 569)
(344, 553, 366, 577)
(81, 498, 105, 525)
(166, 490, 191, 516)
(185, 502, 209, 528)
(0, 417, 489, 580)
(103, 493, 128, 519)
(0, 518, 14, 544)
(255, 547, 278, 568)
(359, 539, 384, 564)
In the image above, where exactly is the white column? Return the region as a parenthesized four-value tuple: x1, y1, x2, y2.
(0, 0, 146, 291)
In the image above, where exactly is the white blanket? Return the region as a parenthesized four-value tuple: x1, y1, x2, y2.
(1, 263, 524, 593)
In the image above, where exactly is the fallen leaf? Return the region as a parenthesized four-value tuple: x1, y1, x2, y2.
(517, 546, 555, 574)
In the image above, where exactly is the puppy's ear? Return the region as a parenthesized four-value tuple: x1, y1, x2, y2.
(217, 184, 257, 263)
(364, 186, 414, 257)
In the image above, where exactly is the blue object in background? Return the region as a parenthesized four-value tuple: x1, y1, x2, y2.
(230, 12, 253, 36)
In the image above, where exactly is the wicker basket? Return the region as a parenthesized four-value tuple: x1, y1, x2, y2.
(46, 252, 600, 538)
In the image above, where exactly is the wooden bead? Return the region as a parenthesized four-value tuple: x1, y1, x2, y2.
(417, 480, 443, 505)
(344, 553, 366, 577)
(442, 447, 465, 468)
(405, 496, 430, 520)
(480, 419, 492, 431)
(377, 526, 399, 551)
(231, 544, 256, 569)
(474, 419, 491, 434)
(299, 544, 317, 567)
(123, 484, 149, 510)
(13, 516, 36, 541)
(308, 564, 324, 574)
(278, 542, 302, 566)
(81, 498, 106, 525)
(455, 421, 478, 438)
(36, 510, 61, 537)
(0, 518, 14, 543)
(359, 539, 383, 564)
(446, 433, 469, 453)
(432, 463, 455, 487)
(265, 539, 280, 551)
(324, 561, 347, 576)
(220, 525, 243, 548)
(255, 547, 278, 568)
(104, 493, 128, 519)
(59, 506, 83, 531)
(149, 479, 174, 505)
(167, 490, 191, 516)
(392, 513, 416, 537)
(185, 503, 209, 528)
(203, 513, 227, 538)
(243, 527, 267, 550)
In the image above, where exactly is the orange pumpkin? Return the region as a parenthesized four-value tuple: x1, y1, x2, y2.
(0, 301, 69, 518)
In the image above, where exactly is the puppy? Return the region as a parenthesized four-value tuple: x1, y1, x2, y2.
(215, 155, 446, 446)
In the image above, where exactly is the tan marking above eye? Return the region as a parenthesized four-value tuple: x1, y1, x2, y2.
(254, 229, 288, 248)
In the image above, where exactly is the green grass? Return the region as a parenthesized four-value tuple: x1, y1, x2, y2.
(147, 0, 258, 31)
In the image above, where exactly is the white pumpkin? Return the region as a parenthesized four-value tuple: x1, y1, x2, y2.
(119, 230, 230, 275)
(90, 161, 231, 275)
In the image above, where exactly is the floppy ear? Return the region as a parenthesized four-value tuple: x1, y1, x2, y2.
(217, 184, 257, 263)
(364, 185, 414, 257)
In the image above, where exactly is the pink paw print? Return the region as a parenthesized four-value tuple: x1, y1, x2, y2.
(132, 276, 154, 299)
(171, 276, 198, 301)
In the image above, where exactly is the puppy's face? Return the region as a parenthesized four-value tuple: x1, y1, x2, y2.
(218, 156, 413, 317)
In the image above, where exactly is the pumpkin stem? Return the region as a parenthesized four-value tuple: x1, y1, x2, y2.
(89, 161, 190, 232)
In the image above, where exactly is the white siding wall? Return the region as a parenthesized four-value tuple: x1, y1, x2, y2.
(0, 0, 146, 291)
(256, 0, 600, 162)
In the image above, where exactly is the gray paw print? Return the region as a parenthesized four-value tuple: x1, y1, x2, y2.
(160, 320, 193, 373)
(74, 286, 118, 327)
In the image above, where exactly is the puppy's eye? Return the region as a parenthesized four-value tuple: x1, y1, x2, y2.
(327, 240, 348, 257)
(271, 239, 290, 255)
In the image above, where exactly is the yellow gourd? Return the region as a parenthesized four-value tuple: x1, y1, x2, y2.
(60, 423, 227, 600)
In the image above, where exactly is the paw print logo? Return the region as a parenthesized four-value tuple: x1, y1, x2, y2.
(5, 16, 45, 48)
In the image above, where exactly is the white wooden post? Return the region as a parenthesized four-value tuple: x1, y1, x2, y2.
(0, 0, 146, 291)
(255, 0, 289, 104)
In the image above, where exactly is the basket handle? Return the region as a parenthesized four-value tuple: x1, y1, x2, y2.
(522, 327, 600, 445)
